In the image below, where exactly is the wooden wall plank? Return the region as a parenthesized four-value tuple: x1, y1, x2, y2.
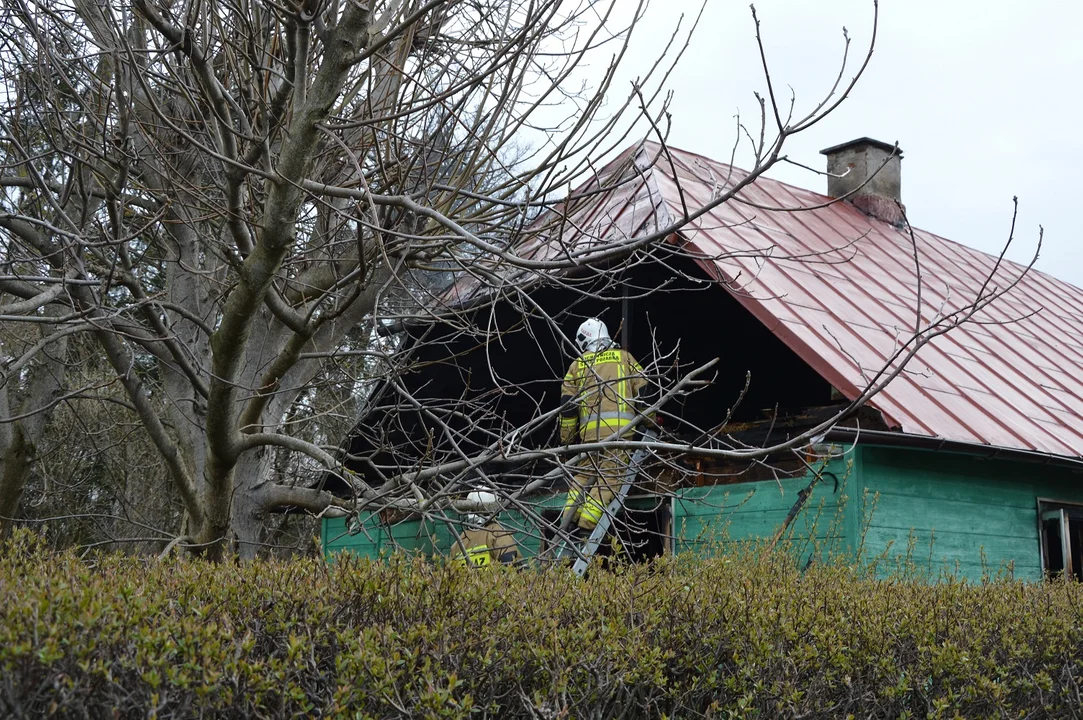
(859, 445, 1083, 581)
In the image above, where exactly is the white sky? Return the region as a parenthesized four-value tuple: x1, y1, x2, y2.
(591, 0, 1082, 286)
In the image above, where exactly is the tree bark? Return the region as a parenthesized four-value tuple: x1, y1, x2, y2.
(232, 448, 273, 560)
(0, 324, 69, 539)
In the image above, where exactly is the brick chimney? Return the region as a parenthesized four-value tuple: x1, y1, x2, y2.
(820, 138, 904, 226)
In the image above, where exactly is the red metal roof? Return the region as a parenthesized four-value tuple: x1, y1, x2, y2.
(446, 141, 1083, 459)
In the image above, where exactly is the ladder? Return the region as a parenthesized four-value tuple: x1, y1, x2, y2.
(552, 428, 658, 577)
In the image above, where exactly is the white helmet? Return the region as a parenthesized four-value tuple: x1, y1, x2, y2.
(575, 318, 612, 354)
(466, 490, 497, 506)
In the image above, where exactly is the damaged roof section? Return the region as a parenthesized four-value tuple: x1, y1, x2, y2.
(446, 140, 1083, 458)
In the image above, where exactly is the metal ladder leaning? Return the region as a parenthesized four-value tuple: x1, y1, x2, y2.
(552, 428, 658, 577)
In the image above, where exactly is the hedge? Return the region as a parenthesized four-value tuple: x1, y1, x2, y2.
(2, 530, 1083, 718)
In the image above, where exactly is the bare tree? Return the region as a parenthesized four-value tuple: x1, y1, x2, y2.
(0, 0, 698, 557)
(0, 0, 1037, 560)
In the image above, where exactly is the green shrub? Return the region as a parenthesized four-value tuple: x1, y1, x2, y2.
(2, 529, 1083, 718)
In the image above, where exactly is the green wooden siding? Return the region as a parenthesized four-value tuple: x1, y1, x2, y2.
(673, 451, 855, 565)
(322, 452, 856, 565)
(321, 443, 1083, 583)
(322, 495, 568, 560)
(322, 512, 439, 560)
(856, 445, 1083, 581)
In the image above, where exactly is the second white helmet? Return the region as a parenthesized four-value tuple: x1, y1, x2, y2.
(466, 490, 497, 506)
(575, 318, 612, 354)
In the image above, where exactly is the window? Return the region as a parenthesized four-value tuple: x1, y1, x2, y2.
(1038, 500, 1083, 580)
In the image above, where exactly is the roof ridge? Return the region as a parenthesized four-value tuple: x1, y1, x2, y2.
(639, 139, 1061, 294)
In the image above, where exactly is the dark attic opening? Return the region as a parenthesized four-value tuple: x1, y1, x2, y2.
(336, 252, 884, 496)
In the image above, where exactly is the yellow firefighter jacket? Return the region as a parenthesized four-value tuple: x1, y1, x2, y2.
(452, 521, 521, 567)
(559, 347, 647, 444)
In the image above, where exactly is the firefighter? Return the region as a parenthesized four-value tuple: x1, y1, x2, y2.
(558, 318, 647, 534)
(451, 491, 521, 567)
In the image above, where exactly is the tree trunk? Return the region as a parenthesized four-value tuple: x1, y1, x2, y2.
(0, 425, 33, 540)
(0, 326, 68, 540)
(113, 452, 178, 555)
(232, 449, 272, 560)
(192, 451, 235, 561)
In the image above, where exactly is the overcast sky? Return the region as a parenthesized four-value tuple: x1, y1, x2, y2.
(592, 1, 1082, 286)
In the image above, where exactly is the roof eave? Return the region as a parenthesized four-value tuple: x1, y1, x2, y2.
(826, 427, 1083, 471)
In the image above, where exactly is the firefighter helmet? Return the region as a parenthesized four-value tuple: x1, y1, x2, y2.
(575, 318, 612, 354)
(466, 490, 497, 506)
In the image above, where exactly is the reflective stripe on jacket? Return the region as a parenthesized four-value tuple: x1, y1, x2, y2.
(560, 348, 646, 442)
(454, 544, 492, 567)
(563, 486, 606, 526)
(452, 522, 520, 566)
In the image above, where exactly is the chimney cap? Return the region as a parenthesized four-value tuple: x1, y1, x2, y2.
(819, 137, 903, 158)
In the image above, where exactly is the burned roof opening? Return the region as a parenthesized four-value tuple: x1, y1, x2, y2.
(337, 252, 838, 492)
(621, 253, 836, 431)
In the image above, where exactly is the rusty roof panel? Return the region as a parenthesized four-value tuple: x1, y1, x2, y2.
(538, 141, 1083, 459)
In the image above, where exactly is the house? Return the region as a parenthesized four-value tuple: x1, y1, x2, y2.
(322, 138, 1083, 581)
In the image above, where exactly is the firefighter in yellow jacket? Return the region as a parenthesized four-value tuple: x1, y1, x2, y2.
(451, 490, 521, 567)
(558, 318, 647, 533)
